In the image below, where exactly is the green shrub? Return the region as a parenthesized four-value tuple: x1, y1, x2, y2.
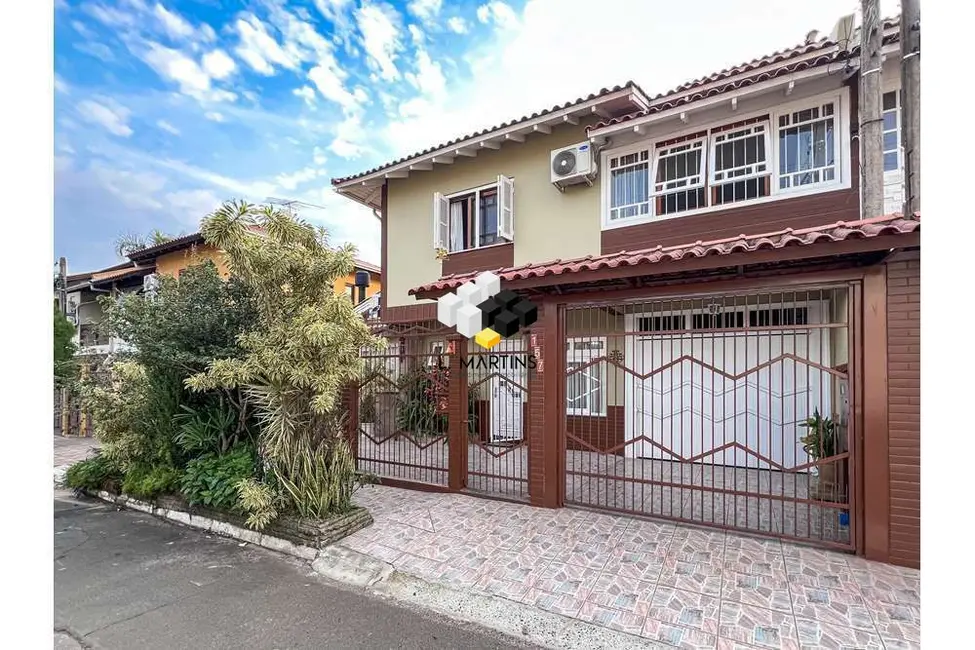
(174, 399, 246, 456)
(180, 445, 257, 511)
(121, 464, 181, 500)
(65, 452, 122, 492)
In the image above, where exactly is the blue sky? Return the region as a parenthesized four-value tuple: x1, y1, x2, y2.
(54, 0, 897, 274)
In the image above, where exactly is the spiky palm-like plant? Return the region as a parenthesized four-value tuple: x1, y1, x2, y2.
(187, 201, 384, 522)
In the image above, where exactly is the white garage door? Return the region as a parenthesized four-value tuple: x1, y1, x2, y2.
(623, 300, 832, 470)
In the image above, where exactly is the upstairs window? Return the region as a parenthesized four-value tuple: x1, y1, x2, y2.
(609, 150, 650, 221)
(710, 122, 771, 205)
(777, 103, 836, 190)
(434, 175, 513, 253)
(883, 91, 901, 172)
(652, 138, 707, 215)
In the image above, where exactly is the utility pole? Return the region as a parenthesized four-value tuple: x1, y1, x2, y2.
(900, 0, 921, 214)
(57, 256, 67, 315)
(859, 0, 884, 219)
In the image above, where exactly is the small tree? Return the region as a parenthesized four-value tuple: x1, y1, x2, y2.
(53, 303, 77, 384)
(187, 201, 384, 521)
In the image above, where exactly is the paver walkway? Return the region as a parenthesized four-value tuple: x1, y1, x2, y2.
(345, 485, 920, 650)
(54, 435, 99, 468)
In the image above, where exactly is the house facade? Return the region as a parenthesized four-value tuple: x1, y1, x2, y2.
(333, 16, 919, 568)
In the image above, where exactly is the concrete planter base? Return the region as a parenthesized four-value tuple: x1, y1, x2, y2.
(87, 490, 373, 562)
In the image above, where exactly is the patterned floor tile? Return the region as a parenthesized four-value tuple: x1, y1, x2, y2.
(790, 584, 876, 631)
(858, 585, 920, 607)
(604, 547, 666, 582)
(362, 542, 405, 565)
(477, 550, 551, 585)
(725, 535, 783, 554)
(784, 556, 861, 593)
(668, 539, 726, 564)
(578, 602, 648, 636)
(644, 618, 718, 649)
(723, 549, 787, 580)
(864, 598, 920, 630)
(646, 586, 721, 635)
(673, 526, 728, 547)
(721, 573, 792, 613)
(534, 561, 599, 601)
(658, 557, 724, 597)
(586, 573, 656, 615)
(718, 601, 800, 649)
(474, 573, 534, 601)
(549, 540, 615, 570)
(715, 638, 777, 650)
(795, 618, 885, 649)
(522, 587, 588, 618)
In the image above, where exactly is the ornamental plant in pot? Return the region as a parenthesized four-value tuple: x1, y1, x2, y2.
(799, 408, 843, 502)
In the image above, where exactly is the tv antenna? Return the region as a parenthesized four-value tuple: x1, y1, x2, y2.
(266, 197, 327, 216)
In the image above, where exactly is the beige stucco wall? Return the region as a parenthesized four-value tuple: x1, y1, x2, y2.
(385, 119, 603, 308)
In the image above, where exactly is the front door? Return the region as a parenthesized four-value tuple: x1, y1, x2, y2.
(489, 338, 526, 442)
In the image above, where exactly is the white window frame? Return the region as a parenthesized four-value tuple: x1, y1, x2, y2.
(436, 177, 514, 254)
(650, 137, 708, 213)
(607, 147, 652, 222)
(566, 337, 607, 417)
(774, 101, 839, 193)
(427, 340, 445, 367)
(882, 89, 901, 175)
(600, 88, 851, 230)
(708, 121, 772, 189)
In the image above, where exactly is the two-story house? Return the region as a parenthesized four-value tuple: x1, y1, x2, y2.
(333, 16, 920, 568)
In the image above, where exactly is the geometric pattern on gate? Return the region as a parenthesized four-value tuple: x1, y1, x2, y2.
(436, 271, 538, 350)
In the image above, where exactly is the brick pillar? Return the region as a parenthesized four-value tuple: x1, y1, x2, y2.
(447, 336, 468, 491)
(341, 383, 359, 461)
(528, 301, 564, 508)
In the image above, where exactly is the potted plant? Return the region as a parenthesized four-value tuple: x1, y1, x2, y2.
(799, 409, 842, 501)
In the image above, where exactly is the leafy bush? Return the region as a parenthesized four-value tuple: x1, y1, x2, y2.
(236, 477, 285, 530)
(174, 398, 248, 456)
(121, 464, 181, 500)
(180, 445, 257, 511)
(54, 303, 77, 385)
(395, 367, 446, 437)
(359, 390, 377, 424)
(64, 452, 122, 492)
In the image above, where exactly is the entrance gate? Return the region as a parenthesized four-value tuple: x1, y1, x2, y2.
(563, 286, 857, 550)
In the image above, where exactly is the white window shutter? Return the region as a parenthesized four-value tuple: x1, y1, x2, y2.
(498, 175, 514, 240)
(433, 192, 449, 249)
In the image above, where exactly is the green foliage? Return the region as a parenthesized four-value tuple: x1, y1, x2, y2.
(236, 477, 285, 530)
(54, 303, 77, 384)
(78, 360, 180, 470)
(174, 398, 249, 456)
(396, 367, 446, 437)
(114, 229, 176, 257)
(187, 201, 384, 520)
(799, 408, 839, 459)
(121, 464, 181, 500)
(359, 390, 377, 424)
(180, 445, 257, 511)
(65, 452, 122, 492)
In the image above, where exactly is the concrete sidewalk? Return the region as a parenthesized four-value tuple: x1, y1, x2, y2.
(54, 491, 537, 650)
(341, 485, 920, 650)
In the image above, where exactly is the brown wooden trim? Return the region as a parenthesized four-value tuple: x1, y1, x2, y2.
(711, 115, 771, 133)
(380, 182, 388, 316)
(657, 130, 709, 148)
(442, 242, 514, 277)
(447, 334, 468, 490)
(383, 303, 437, 323)
(850, 280, 866, 556)
(862, 265, 890, 563)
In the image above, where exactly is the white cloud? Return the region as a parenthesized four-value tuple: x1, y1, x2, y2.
(408, 0, 442, 22)
(164, 188, 223, 227)
(156, 119, 180, 135)
(199, 23, 217, 42)
(313, 147, 328, 165)
(71, 20, 97, 39)
(140, 41, 237, 102)
(75, 42, 116, 62)
(153, 3, 195, 40)
(77, 99, 133, 137)
(293, 85, 317, 107)
(276, 167, 323, 191)
(84, 3, 139, 28)
(89, 161, 168, 211)
(329, 114, 369, 159)
(476, 1, 518, 28)
(204, 111, 225, 122)
(308, 62, 366, 114)
(447, 17, 469, 34)
(355, 2, 403, 81)
(54, 74, 69, 94)
(408, 24, 425, 45)
(155, 158, 277, 198)
(234, 14, 298, 75)
(405, 49, 446, 98)
(202, 49, 236, 79)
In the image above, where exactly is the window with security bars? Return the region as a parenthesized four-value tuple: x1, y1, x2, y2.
(710, 123, 771, 205)
(637, 315, 687, 332)
(566, 338, 606, 416)
(609, 150, 650, 221)
(748, 307, 809, 327)
(777, 102, 837, 190)
(653, 140, 707, 215)
(692, 311, 745, 329)
(883, 91, 900, 172)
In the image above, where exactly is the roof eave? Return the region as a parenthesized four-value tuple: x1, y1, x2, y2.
(331, 85, 647, 193)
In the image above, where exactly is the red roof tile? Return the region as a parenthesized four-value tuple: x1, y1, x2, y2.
(409, 213, 920, 296)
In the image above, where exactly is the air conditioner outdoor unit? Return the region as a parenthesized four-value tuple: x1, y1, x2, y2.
(551, 141, 596, 190)
(143, 273, 160, 294)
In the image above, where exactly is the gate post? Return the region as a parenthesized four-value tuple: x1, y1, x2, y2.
(447, 335, 468, 491)
(342, 382, 359, 461)
(528, 300, 564, 508)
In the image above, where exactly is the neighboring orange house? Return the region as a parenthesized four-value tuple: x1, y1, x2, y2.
(126, 232, 382, 303)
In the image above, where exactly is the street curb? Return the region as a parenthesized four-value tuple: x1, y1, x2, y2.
(88, 490, 318, 562)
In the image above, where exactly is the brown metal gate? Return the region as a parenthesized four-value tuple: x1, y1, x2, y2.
(563, 286, 857, 550)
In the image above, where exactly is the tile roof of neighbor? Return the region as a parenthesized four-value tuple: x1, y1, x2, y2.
(332, 17, 901, 188)
(409, 213, 920, 296)
(90, 265, 156, 284)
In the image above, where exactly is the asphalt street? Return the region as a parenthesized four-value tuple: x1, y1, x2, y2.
(54, 491, 540, 650)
